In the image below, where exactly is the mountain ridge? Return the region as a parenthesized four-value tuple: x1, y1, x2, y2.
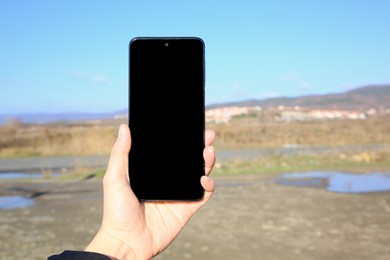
(0, 110, 128, 125)
(207, 84, 390, 111)
(1, 84, 389, 124)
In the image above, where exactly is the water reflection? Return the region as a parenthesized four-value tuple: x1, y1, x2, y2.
(0, 172, 60, 179)
(0, 196, 35, 209)
(276, 171, 390, 193)
(0, 172, 60, 209)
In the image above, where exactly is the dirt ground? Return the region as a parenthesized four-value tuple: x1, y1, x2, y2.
(1, 174, 390, 260)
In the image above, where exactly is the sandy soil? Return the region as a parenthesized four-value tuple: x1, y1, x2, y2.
(1, 174, 390, 260)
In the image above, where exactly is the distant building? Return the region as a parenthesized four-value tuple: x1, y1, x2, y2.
(308, 110, 365, 120)
(279, 111, 309, 122)
(279, 109, 366, 121)
(206, 106, 261, 123)
(114, 114, 128, 120)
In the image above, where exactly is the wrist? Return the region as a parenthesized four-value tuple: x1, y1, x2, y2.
(85, 229, 138, 260)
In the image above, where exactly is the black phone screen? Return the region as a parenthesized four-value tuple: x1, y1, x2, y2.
(129, 37, 205, 201)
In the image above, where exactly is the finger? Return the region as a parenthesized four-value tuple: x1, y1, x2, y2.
(104, 124, 131, 186)
(102, 125, 140, 221)
(204, 146, 215, 176)
(201, 175, 215, 201)
(185, 176, 215, 214)
(205, 130, 215, 146)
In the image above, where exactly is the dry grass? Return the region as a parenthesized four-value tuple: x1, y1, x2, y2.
(0, 122, 118, 157)
(212, 150, 390, 176)
(1, 116, 390, 158)
(209, 116, 390, 150)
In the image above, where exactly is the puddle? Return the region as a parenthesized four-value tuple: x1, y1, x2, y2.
(0, 172, 60, 209)
(276, 171, 390, 193)
(0, 172, 60, 179)
(0, 196, 35, 209)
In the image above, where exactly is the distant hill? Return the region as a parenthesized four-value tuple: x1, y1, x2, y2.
(207, 84, 390, 111)
(1, 85, 389, 125)
(0, 109, 128, 125)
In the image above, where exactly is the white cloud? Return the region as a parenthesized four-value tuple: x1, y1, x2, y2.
(92, 75, 109, 84)
(299, 83, 315, 91)
(71, 72, 109, 85)
(72, 72, 87, 78)
(281, 71, 300, 81)
(231, 82, 243, 91)
(258, 91, 281, 99)
(229, 82, 245, 97)
(337, 81, 387, 91)
(281, 71, 318, 92)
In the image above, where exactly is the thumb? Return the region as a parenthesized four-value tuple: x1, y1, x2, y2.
(101, 124, 139, 227)
(104, 124, 131, 185)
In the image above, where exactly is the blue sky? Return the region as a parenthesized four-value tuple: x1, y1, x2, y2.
(1, 0, 389, 114)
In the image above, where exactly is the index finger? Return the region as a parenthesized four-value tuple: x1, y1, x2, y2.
(205, 130, 215, 146)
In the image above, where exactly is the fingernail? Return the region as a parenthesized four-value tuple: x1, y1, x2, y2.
(204, 176, 212, 182)
(118, 124, 126, 139)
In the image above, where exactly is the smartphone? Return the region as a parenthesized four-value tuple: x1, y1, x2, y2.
(128, 37, 205, 201)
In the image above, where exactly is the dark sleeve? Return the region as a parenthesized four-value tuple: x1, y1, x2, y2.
(48, 250, 112, 260)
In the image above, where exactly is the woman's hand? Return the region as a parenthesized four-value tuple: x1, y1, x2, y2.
(85, 124, 216, 260)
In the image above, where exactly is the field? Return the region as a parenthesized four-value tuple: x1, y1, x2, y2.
(1, 116, 390, 175)
(213, 116, 390, 149)
(1, 116, 390, 260)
